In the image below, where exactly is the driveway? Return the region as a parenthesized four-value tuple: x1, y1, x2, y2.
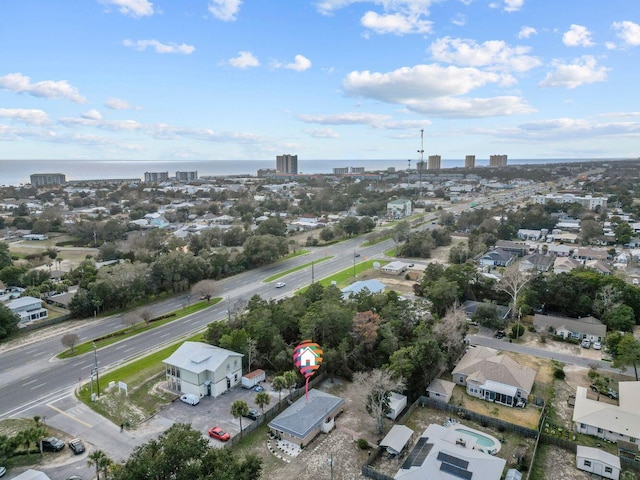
(153, 382, 279, 446)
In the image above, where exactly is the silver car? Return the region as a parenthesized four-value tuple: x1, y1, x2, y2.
(180, 393, 200, 406)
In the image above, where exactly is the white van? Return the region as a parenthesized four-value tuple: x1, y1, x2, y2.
(180, 393, 200, 406)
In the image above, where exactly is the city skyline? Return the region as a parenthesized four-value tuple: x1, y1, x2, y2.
(1, 1, 639, 162)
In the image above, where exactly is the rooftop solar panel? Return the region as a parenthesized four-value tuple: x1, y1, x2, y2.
(401, 437, 433, 469)
(438, 451, 470, 469)
(440, 462, 473, 479)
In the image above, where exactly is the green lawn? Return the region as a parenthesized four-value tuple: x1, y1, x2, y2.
(58, 299, 219, 358)
(263, 256, 333, 282)
(297, 259, 389, 291)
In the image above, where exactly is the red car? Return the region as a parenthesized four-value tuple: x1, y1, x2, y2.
(208, 426, 230, 442)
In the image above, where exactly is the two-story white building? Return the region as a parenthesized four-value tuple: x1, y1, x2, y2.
(6, 296, 48, 323)
(387, 199, 412, 219)
(163, 341, 243, 398)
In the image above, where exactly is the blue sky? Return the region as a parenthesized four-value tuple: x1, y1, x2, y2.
(1, 0, 639, 162)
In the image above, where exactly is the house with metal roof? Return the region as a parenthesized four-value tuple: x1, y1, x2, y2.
(451, 346, 536, 408)
(163, 341, 243, 398)
(573, 382, 640, 449)
(394, 424, 506, 479)
(576, 446, 620, 480)
(341, 279, 386, 299)
(268, 389, 344, 447)
(5, 296, 48, 323)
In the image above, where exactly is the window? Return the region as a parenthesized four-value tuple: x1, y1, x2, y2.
(583, 460, 591, 467)
(631, 438, 636, 443)
(605, 467, 612, 474)
(597, 428, 603, 434)
(234, 359, 237, 367)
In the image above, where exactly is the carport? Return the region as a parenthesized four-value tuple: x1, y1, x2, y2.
(380, 425, 414, 455)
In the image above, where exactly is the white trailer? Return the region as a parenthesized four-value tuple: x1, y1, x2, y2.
(242, 369, 266, 389)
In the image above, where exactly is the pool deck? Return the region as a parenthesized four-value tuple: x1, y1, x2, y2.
(446, 422, 502, 455)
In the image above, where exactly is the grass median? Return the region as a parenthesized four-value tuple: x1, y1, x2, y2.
(263, 256, 333, 283)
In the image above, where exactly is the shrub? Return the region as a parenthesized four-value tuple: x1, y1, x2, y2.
(553, 368, 566, 380)
(511, 324, 525, 339)
(357, 438, 369, 450)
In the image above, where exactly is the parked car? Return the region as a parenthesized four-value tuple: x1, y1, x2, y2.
(581, 339, 591, 349)
(408, 263, 415, 267)
(0, 466, 6, 477)
(243, 408, 261, 421)
(66, 477, 82, 480)
(41, 437, 65, 452)
(589, 384, 599, 392)
(275, 282, 286, 288)
(606, 388, 619, 399)
(592, 341, 602, 350)
(494, 330, 506, 339)
(253, 384, 264, 392)
(68, 438, 85, 455)
(208, 427, 230, 442)
(180, 393, 200, 406)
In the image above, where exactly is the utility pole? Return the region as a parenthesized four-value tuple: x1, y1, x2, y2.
(93, 342, 100, 398)
(227, 296, 231, 322)
(353, 250, 356, 278)
(311, 260, 315, 283)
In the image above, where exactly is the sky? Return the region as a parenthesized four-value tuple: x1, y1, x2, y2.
(1, 0, 640, 163)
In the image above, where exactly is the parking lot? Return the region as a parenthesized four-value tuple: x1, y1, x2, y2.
(153, 381, 279, 446)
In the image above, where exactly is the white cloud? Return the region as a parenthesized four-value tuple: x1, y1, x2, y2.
(504, 0, 524, 12)
(99, 0, 154, 17)
(539, 56, 608, 89)
(563, 24, 594, 47)
(342, 64, 532, 117)
(612, 21, 640, 46)
(228, 51, 260, 69)
(0, 72, 86, 103)
(285, 55, 312, 71)
(605, 42, 617, 50)
(298, 112, 392, 126)
(122, 39, 195, 54)
(518, 26, 537, 39)
(82, 109, 102, 120)
(361, 11, 432, 35)
(490, 0, 524, 12)
(208, 0, 242, 21)
(105, 97, 137, 110)
(0, 108, 50, 125)
(303, 128, 339, 138)
(430, 37, 542, 72)
(451, 14, 466, 27)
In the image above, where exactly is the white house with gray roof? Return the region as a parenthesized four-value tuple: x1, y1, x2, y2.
(573, 382, 640, 449)
(451, 346, 536, 408)
(163, 341, 243, 398)
(6, 296, 48, 323)
(533, 314, 606, 342)
(268, 389, 344, 447)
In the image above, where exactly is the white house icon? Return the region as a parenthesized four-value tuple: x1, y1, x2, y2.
(299, 346, 318, 367)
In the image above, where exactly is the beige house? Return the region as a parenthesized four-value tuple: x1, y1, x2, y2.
(426, 378, 456, 403)
(573, 382, 640, 448)
(533, 314, 606, 342)
(452, 346, 536, 407)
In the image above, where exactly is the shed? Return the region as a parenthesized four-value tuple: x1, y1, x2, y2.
(381, 261, 407, 275)
(576, 446, 620, 480)
(505, 469, 522, 480)
(426, 378, 456, 403)
(380, 425, 414, 455)
(386, 392, 407, 420)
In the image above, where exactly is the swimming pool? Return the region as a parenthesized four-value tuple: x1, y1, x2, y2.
(453, 425, 501, 455)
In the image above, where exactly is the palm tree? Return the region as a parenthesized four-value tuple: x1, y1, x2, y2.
(271, 376, 286, 402)
(255, 391, 270, 415)
(230, 400, 249, 438)
(283, 370, 298, 399)
(88, 449, 110, 480)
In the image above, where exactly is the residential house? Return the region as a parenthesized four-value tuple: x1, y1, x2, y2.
(574, 248, 609, 262)
(341, 279, 386, 299)
(163, 341, 243, 398)
(576, 446, 620, 480)
(519, 253, 553, 272)
(495, 240, 528, 257)
(426, 379, 456, 403)
(381, 261, 408, 275)
(573, 382, 640, 449)
(479, 248, 516, 268)
(533, 314, 606, 342)
(6, 296, 48, 323)
(584, 259, 612, 275)
(268, 389, 344, 447)
(553, 256, 581, 274)
(451, 346, 536, 407)
(394, 424, 506, 480)
(547, 244, 572, 257)
(461, 300, 510, 322)
(387, 199, 412, 219)
(516, 229, 542, 241)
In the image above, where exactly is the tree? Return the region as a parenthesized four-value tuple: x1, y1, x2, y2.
(255, 391, 270, 415)
(354, 369, 406, 433)
(319, 227, 335, 243)
(0, 304, 19, 340)
(612, 333, 640, 380)
(271, 375, 286, 401)
(0, 242, 12, 270)
(615, 221, 633, 245)
(139, 307, 153, 326)
(231, 400, 250, 437)
(88, 449, 111, 480)
(191, 279, 217, 302)
(61, 333, 80, 353)
(283, 370, 298, 399)
(580, 218, 603, 244)
(495, 264, 535, 320)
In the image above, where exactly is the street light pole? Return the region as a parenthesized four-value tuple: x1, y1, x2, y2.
(93, 342, 100, 398)
(353, 250, 356, 278)
(311, 260, 315, 283)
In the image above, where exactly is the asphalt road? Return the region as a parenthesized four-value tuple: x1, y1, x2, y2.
(0, 232, 400, 420)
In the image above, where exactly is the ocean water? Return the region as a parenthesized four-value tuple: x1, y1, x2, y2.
(0, 157, 616, 187)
